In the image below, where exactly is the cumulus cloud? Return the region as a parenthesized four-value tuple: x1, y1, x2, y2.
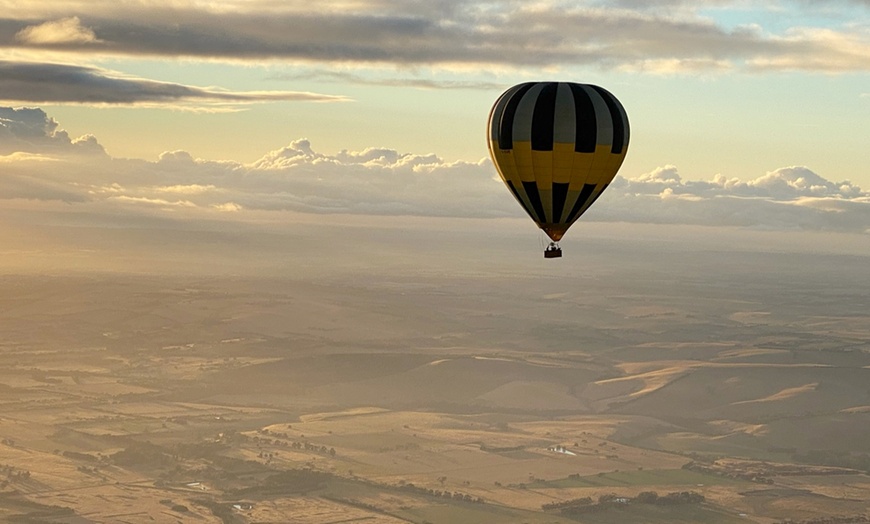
(1, 107, 867, 233)
(0, 62, 349, 108)
(15, 16, 101, 45)
(617, 164, 863, 200)
(237, 139, 504, 217)
(598, 165, 870, 232)
(0, 1, 868, 73)
(0, 106, 105, 155)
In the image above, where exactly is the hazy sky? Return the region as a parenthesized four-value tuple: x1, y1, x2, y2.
(1, 1, 868, 240)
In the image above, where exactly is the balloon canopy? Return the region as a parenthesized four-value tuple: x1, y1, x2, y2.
(487, 82, 630, 244)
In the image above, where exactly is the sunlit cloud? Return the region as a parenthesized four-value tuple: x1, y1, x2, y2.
(597, 165, 870, 231)
(1, 107, 867, 233)
(0, 151, 60, 163)
(617, 58, 734, 74)
(0, 106, 106, 155)
(154, 184, 218, 195)
(621, 164, 864, 199)
(0, 61, 350, 108)
(109, 195, 197, 208)
(15, 17, 101, 45)
(211, 202, 243, 212)
(0, 2, 867, 73)
(274, 70, 503, 90)
(746, 27, 870, 72)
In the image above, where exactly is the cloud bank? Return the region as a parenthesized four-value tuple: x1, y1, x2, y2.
(601, 165, 870, 232)
(0, 62, 349, 108)
(1, 107, 868, 233)
(0, 1, 868, 73)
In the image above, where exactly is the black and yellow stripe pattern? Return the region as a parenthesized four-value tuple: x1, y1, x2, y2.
(487, 82, 629, 241)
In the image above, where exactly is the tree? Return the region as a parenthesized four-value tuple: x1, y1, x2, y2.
(636, 491, 658, 504)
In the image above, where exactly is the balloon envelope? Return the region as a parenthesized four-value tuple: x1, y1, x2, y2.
(487, 82, 629, 241)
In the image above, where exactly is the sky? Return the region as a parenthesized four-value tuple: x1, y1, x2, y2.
(0, 0, 869, 247)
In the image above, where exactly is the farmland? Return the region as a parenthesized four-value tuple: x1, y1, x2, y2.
(1, 222, 869, 522)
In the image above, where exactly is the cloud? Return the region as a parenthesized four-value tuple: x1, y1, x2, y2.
(0, 170, 89, 203)
(238, 139, 504, 217)
(15, 16, 101, 45)
(618, 164, 863, 200)
(598, 165, 870, 232)
(274, 70, 503, 90)
(0, 106, 106, 155)
(0, 2, 868, 73)
(212, 202, 242, 212)
(746, 27, 870, 72)
(154, 184, 218, 195)
(0, 61, 349, 108)
(1, 106, 867, 233)
(109, 195, 197, 208)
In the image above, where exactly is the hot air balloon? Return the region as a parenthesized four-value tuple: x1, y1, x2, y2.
(487, 82, 629, 258)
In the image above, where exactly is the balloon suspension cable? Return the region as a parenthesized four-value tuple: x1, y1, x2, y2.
(544, 241, 562, 259)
